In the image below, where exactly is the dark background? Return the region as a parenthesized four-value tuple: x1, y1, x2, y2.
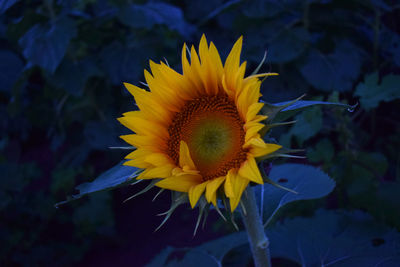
(1, 0, 400, 266)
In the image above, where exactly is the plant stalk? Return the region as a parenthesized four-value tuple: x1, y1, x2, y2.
(240, 186, 271, 267)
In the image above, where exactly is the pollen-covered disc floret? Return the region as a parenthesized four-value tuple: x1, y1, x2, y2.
(118, 35, 282, 212)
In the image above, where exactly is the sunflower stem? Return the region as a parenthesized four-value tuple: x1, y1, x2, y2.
(240, 186, 271, 267)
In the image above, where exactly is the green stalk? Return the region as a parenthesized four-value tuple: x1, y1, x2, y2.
(240, 186, 271, 267)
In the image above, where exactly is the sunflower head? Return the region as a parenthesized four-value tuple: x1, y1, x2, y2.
(118, 35, 281, 213)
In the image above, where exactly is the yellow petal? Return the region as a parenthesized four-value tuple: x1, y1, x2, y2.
(138, 164, 174, 179)
(117, 116, 168, 140)
(245, 123, 265, 143)
(155, 174, 202, 192)
(188, 181, 209, 208)
(124, 149, 153, 168)
(205, 176, 225, 204)
(224, 36, 243, 90)
(179, 140, 196, 170)
(229, 175, 249, 212)
(238, 156, 263, 184)
(246, 139, 282, 158)
(224, 169, 236, 198)
(144, 153, 172, 166)
(123, 82, 169, 125)
(246, 102, 264, 122)
(120, 134, 166, 151)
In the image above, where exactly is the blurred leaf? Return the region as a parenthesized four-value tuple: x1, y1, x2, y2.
(50, 58, 100, 96)
(307, 138, 334, 163)
(242, 0, 284, 18)
(73, 191, 114, 236)
(146, 231, 247, 266)
(267, 27, 309, 63)
(56, 161, 140, 206)
(146, 246, 175, 267)
(300, 40, 362, 92)
(100, 42, 142, 85)
(51, 168, 76, 195)
(0, 0, 19, 14)
(381, 27, 400, 67)
(83, 121, 122, 150)
(0, 50, 24, 92)
(118, 2, 194, 36)
(163, 249, 219, 267)
(256, 163, 335, 226)
(18, 17, 77, 73)
(281, 106, 323, 146)
(354, 72, 400, 110)
(267, 209, 400, 266)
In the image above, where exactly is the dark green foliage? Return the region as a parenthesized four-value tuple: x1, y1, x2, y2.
(1, 0, 400, 266)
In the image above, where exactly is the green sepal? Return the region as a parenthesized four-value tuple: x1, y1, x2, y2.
(155, 191, 188, 232)
(123, 179, 160, 203)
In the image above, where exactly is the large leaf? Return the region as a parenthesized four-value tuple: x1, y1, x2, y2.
(118, 2, 194, 36)
(0, 0, 19, 14)
(145, 232, 247, 267)
(18, 17, 77, 73)
(49, 58, 100, 96)
(267, 209, 400, 266)
(354, 72, 400, 110)
(267, 27, 309, 63)
(256, 163, 335, 226)
(299, 40, 363, 92)
(0, 50, 24, 92)
(55, 162, 140, 207)
(279, 106, 323, 146)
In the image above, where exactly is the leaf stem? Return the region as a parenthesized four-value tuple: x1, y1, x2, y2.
(240, 186, 271, 267)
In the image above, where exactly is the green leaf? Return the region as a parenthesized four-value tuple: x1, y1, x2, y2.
(307, 138, 335, 163)
(0, 0, 19, 14)
(299, 40, 363, 92)
(256, 163, 335, 227)
(266, 209, 400, 266)
(145, 232, 247, 266)
(56, 162, 140, 207)
(0, 50, 24, 92)
(118, 2, 194, 36)
(18, 17, 77, 73)
(354, 72, 400, 110)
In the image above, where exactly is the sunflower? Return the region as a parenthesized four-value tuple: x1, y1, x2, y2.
(118, 35, 281, 212)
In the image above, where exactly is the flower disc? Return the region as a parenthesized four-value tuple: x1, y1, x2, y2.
(168, 95, 247, 181)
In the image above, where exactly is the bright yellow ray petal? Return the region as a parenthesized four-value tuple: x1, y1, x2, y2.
(246, 102, 264, 122)
(138, 164, 174, 179)
(188, 181, 209, 208)
(123, 149, 153, 168)
(238, 156, 263, 184)
(117, 116, 168, 140)
(144, 153, 172, 166)
(123, 83, 169, 125)
(229, 175, 249, 212)
(245, 123, 265, 143)
(205, 176, 225, 204)
(224, 169, 236, 198)
(224, 36, 243, 99)
(120, 134, 166, 151)
(179, 140, 196, 170)
(246, 138, 282, 158)
(155, 174, 202, 192)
